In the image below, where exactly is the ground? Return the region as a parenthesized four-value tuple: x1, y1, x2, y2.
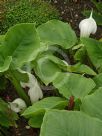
(51, 0, 102, 39)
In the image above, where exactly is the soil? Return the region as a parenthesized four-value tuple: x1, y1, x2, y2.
(51, 0, 102, 39)
(9, 117, 40, 136)
(0, 0, 102, 136)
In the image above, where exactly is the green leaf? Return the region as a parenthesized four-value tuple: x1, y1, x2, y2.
(68, 63, 96, 75)
(22, 97, 67, 127)
(94, 73, 102, 88)
(0, 56, 12, 72)
(37, 20, 77, 49)
(33, 54, 68, 85)
(28, 113, 44, 128)
(99, 38, 102, 42)
(81, 38, 102, 71)
(74, 46, 87, 63)
(22, 97, 67, 118)
(0, 98, 9, 112)
(40, 110, 102, 136)
(0, 35, 5, 46)
(81, 87, 102, 121)
(53, 72, 95, 99)
(2, 23, 40, 68)
(11, 69, 29, 83)
(40, 54, 68, 70)
(0, 112, 13, 128)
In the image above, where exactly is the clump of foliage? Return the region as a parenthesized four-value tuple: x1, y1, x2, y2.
(0, 19, 102, 135)
(0, 0, 59, 34)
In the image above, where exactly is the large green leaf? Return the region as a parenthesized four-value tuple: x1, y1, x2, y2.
(22, 97, 67, 118)
(53, 72, 95, 99)
(33, 54, 68, 85)
(94, 73, 102, 88)
(37, 20, 77, 49)
(0, 35, 5, 46)
(2, 23, 40, 68)
(81, 38, 102, 71)
(0, 35, 12, 72)
(40, 110, 102, 136)
(74, 46, 87, 63)
(0, 56, 12, 72)
(22, 97, 67, 127)
(28, 113, 44, 128)
(68, 63, 96, 75)
(81, 87, 102, 120)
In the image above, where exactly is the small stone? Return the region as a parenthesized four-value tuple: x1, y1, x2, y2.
(25, 125, 30, 129)
(75, 14, 78, 18)
(61, 11, 64, 15)
(54, 0, 57, 3)
(70, 19, 73, 23)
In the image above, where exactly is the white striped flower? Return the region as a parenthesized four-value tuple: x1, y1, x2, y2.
(19, 69, 43, 104)
(9, 98, 27, 113)
(79, 11, 97, 37)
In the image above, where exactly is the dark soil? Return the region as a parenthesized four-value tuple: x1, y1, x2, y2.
(0, 0, 102, 136)
(9, 117, 40, 136)
(51, 0, 102, 39)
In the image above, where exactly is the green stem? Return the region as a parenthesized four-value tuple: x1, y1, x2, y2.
(8, 71, 31, 106)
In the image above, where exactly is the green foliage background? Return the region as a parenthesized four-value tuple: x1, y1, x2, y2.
(0, 0, 59, 34)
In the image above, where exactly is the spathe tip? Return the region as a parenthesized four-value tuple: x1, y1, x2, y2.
(90, 9, 93, 18)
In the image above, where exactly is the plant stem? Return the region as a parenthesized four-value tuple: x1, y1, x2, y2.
(8, 71, 31, 106)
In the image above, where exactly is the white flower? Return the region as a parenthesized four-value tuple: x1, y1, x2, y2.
(79, 11, 97, 37)
(19, 69, 43, 104)
(9, 98, 27, 113)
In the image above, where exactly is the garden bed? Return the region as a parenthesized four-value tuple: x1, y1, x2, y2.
(51, 0, 102, 39)
(0, 0, 102, 136)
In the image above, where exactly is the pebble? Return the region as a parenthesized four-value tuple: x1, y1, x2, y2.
(75, 14, 78, 18)
(54, 0, 57, 3)
(61, 11, 64, 15)
(70, 19, 73, 23)
(64, 2, 66, 4)
(25, 125, 30, 129)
